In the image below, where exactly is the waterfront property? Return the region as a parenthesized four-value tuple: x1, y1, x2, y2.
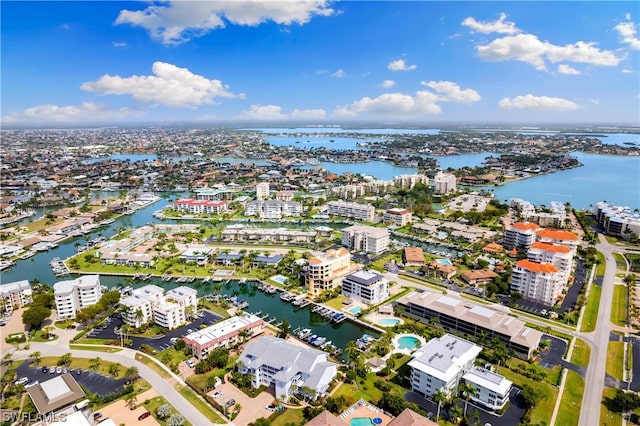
(593, 201, 640, 240)
(172, 198, 228, 215)
(244, 199, 302, 218)
(459, 269, 498, 287)
(306, 247, 354, 295)
(341, 270, 389, 305)
(510, 259, 564, 306)
(393, 174, 429, 189)
(408, 334, 482, 398)
(120, 284, 197, 329)
(183, 313, 265, 360)
(383, 208, 412, 226)
(341, 225, 390, 255)
(535, 228, 579, 253)
(326, 200, 376, 222)
(433, 171, 457, 194)
(402, 247, 425, 267)
(53, 275, 102, 320)
(511, 198, 568, 228)
(179, 245, 213, 264)
(503, 222, 541, 250)
(396, 290, 543, 359)
(0, 280, 32, 310)
(193, 187, 235, 201)
(221, 227, 316, 244)
(237, 335, 338, 401)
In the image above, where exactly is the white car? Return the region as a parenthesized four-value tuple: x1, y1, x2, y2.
(186, 359, 195, 368)
(15, 377, 29, 385)
(212, 390, 222, 398)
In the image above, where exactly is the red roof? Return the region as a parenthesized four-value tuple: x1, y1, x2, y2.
(511, 222, 540, 231)
(536, 229, 579, 240)
(530, 241, 571, 253)
(516, 259, 559, 273)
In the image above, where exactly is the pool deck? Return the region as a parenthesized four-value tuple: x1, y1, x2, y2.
(340, 400, 393, 425)
(392, 333, 427, 355)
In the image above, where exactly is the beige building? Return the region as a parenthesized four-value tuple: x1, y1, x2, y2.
(383, 208, 412, 226)
(511, 259, 564, 306)
(341, 224, 390, 255)
(306, 247, 353, 294)
(121, 284, 197, 329)
(393, 174, 429, 189)
(433, 171, 457, 194)
(54, 275, 102, 320)
(326, 200, 375, 222)
(255, 182, 270, 200)
(0, 280, 32, 311)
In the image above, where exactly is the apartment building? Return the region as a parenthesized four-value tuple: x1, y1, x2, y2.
(503, 222, 541, 250)
(593, 201, 640, 239)
(121, 285, 197, 329)
(433, 171, 457, 194)
(184, 313, 265, 360)
(535, 228, 580, 253)
(0, 280, 32, 311)
(409, 334, 482, 398)
(510, 259, 564, 306)
(394, 174, 429, 189)
(172, 198, 228, 215)
(256, 182, 270, 200)
(237, 336, 338, 401)
(341, 270, 389, 305)
(326, 200, 375, 222)
(306, 247, 353, 295)
(193, 187, 235, 201)
(527, 241, 573, 279)
(54, 275, 102, 320)
(341, 224, 390, 255)
(221, 227, 317, 244)
(462, 366, 513, 410)
(244, 200, 302, 219)
(383, 208, 412, 227)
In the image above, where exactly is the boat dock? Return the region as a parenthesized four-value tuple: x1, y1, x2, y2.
(49, 257, 70, 276)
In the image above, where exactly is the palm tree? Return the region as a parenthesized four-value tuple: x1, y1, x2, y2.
(30, 351, 41, 366)
(89, 357, 101, 371)
(124, 366, 139, 383)
(449, 404, 464, 425)
(125, 392, 138, 410)
(109, 363, 121, 377)
(344, 341, 359, 366)
(134, 309, 144, 328)
(433, 388, 448, 424)
(459, 381, 476, 417)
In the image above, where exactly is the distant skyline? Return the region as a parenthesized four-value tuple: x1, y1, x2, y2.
(2, 1, 639, 126)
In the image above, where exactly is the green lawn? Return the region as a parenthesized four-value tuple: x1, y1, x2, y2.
(156, 346, 189, 372)
(69, 344, 122, 353)
(135, 353, 172, 379)
(555, 370, 584, 426)
(142, 395, 193, 426)
(333, 371, 407, 404)
(606, 342, 625, 381)
(39, 356, 128, 379)
(175, 384, 226, 424)
(601, 387, 623, 426)
(571, 338, 591, 367)
(30, 330, 59, 342)
(611, 285, 628, 326)
(582, 284, 602, 332)
(613, 253, 626, 266)
(596, 252, 607, 276)
(270, 407, 305, 426)
(324, 295, 348, 310)
(497, 365, 557, 426)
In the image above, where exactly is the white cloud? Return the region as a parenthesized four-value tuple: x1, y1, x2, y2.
(331, 69, 346, 78)
(379, 80, 395, 88)
(614, 20, 640, 49)
(498, 94, 579, 110)
(115, 1, 334, 45)
(476, 33, 622, 70)
(420, 81, 481, 103)
(558, 64, 581, 75)
(621, 68, 634, 73)
(461, 12, 520, 34)
(334, 91, 441, 118)
(2, 102, 138, 124)
(112, 42, 128, 48)
(80, 62, 243, 108)
(235, 104, 326, 120)
(388, 59, 417, 71)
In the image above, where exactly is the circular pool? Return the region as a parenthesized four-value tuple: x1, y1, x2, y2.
(397, 336, 420, 350)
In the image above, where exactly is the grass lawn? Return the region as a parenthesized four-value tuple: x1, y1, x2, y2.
(601, 387, 623, 426)
(69, 344, 122, 353)
(596, 252, 606, 276)
(270, 407, 304, 426)
(571, 338, 591, 367)
(582, 284, 602, 332)
(142, 395, 193, 426)
(198, 300, 231, 318)
(613, 253, 626, 265)
(135, 353, 172, 379)
(324, 295, 348, 310)
(555, 370, 584, 426)
(175, 383, 225, 424)
(611, 285, 628, 327)
(497, 365, 557, 426)
(54, 320, 73, 329)
(333, 371, 407, 405)
(606, 342, 625, 381)
(39, 356, 128, 379)
(156, 346, 190, 372)
(185, 369, 226, 392)
(76, 337, 115, 345)
(30, 330, 59, 342)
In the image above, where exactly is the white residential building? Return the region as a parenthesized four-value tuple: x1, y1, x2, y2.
(326, 201, 375, 222)
(341, 270, 389, 305)
(173, 199, 228, 215)
(383, 208, 412, 226)
(535, 229, 580, 253)
(462, 366, 512, 410)
(183, 313, 265, 360)
(503, 222, 541, 250)
(256, 182, 270, 200)
(510, 259, 564, 306)
(593, 201, 640, 240)
(54, 275, 102, 320)
(409, 334, 482, 398)
(0, 280, 32, 311)
(341, 224, 390, 255)
(394, 174, 429, 189)
(237, 336, 338, 401)
(527, 242, 573, 279)
(121, 285, 197, 329)
(306, 248, 353, 294)
(433, 171, 457, 194)
(193, 187, 235, 201)
(244, 200, 302, 218)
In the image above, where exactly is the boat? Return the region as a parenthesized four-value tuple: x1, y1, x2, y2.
(0, 260, 15, 271)
(202, 277, 211, 284)
(312, 336, 327, 347)
(298, 328, 312, 339)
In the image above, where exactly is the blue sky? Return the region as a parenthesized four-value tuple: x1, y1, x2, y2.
(2, 1, 639, 126)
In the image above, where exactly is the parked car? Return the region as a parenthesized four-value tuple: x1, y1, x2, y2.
(42, 366, 48, 373)
(187, 329, 193, 334)
(138, 411, 151, 421)
(225, 399, 236, 407)
(25, 381, 39, 388)
(49, 366, 56, 374)
(266, 404, 277, 411)
(212, 391, 222, 398)
(56, 366, 62, 374)
(15, 377, 29, 385)
(186, 359, 195, 368)
(75, 369, 82, 375)
(93, 412, 103, 420)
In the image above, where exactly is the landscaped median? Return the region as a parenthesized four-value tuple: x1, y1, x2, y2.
(581, 284, 601, 332)
(555, 370, 585, 426)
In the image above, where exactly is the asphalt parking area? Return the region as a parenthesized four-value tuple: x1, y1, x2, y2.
(537, 334, 568, 370)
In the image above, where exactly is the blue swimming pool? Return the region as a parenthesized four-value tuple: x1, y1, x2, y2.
(348, 306, 363, 315)
(397, 336, 420, 350)
(379, 318, 401, 326)
(270, 275, 288, 284)
(436, 258, 452, 266)
(350, 418, 374, 426)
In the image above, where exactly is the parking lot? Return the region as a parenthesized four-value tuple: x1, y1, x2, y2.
(85, 310, 221, 352)
(207, 380, 276, 425)
(14, 360, 127, 397)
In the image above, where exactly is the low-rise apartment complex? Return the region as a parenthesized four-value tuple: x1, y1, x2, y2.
(173, 198, 228, 215)
(326, 200, 375, 222)
(383, 208, 412, 226)
(120, 284, 197, 329)
(54, 275, 102, 320)
(244, 200, 302, 218)
(341, 224, 390, 255)
(593, 201, 640, 240)
(0, 280, 32, 311)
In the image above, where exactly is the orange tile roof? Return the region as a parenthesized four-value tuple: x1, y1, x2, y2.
(536, 229, 579, 240)
(512, 222, 540, 230)
(516, 259, 559, 273)
(530, 241, 571, 253)
(483, 242, 503, 253)
(403, 247, 425, 263)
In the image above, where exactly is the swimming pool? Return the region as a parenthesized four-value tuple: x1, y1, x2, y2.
(379, 318, 401, 326)
(348, 306, 363, 315)
(350, 418, 374, 426)
(437, 231, 448, 240)
(270, 275, 288, 284)
(397, 336, 420, 350)
(436, 258, 452, 266)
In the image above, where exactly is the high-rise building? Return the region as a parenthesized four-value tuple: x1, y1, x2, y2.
(503, 222, 541, 250)
(433, 171, 457, 194)
(305, 248, 352, 294)
(341, 224, 390, 255)
(393, 174, 429, 189)
(510, 259, 564, 306)
(54, 275, 102, 320)
(255, 182, 270, 200)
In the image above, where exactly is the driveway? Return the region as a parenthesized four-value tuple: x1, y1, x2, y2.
(208, 380, 275, 425)
(98, 388, 159, 425)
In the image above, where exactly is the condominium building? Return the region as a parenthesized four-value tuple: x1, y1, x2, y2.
(503, 222, 541, 250)
(433, 171, 457, 194)
(172, 198, 228, 215)
(221, 227, 317, 244)
(383, 208, 412, 227)
(462, 366, 513, 410)
(593, 201, 640, 240)
(409, 334, 482, 398)
(237, 336, 338, 400)
(330, 184, 366, 200)
(527, 241, 573, 279)
(535, 229, 580, 253)
(326, 201, 375, 222)
(193, 187, 235, 201)
(54, 275, 102, 320)
(511, 199, 568, 228)
(0, 280, 32, 311)
(341, 270, 389, 305)
(306, 247, 353, 295)
(510, 259, 564, 306)
(341, 225, 390, 255)
(396, 290, 542, 359)
(183, 313, 265, 360)
(244, 200, 302, 218)
(121, 285, 197, 329)
(394, 174, 429, 189)
(256, 182, 270, 200)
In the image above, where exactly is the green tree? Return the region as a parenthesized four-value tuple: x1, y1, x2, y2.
(521, 384, 544, 408)
(108, 363, 121, 377)
(124, 366, 139, 382)
(30, 351, 41, 366)
(22, 305, 51, 329)
(125, 392, 138, 410)
(89, 357, 102, 371)
(433, 388, 448, 424)
(156, 404, 172, 419)
(57, 353, 72, 367)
